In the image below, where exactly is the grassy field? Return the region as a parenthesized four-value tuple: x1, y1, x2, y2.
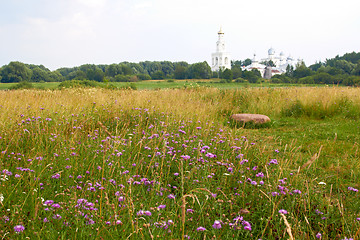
(0, 87, 359, 239)
(0, 80, 327, 91)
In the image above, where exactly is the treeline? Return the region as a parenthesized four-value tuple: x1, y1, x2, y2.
(270, 51, 360, 86)
(1, 52, 360, 86)
(0, 61, 213, 83)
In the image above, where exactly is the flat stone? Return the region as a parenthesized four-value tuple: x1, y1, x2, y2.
(231, 114, 271, 124)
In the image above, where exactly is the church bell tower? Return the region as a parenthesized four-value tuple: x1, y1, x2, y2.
(211, 27, 231, 72)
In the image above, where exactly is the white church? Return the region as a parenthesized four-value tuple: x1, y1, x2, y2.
(210, 28, 301, 78)
(245, 49, 301, 78)
(211, 27, 231, 72)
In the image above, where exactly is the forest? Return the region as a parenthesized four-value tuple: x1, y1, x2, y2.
(1, 51, 360, 86)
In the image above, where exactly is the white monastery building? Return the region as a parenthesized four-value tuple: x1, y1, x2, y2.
(211, 27, 231, 72)
(210, 28, 301, 78)
(244, 48, 301, 78)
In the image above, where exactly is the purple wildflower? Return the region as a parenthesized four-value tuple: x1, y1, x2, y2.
(197, 226, 206, 231)
(242, 221, 252, 231)
(14, 225, 25, 233)
(278, 209, 288, 214)
(212, 220, 222, 229)
(158, 204, 166, 210)
(51, 173, 60, 179)
(52, 203, 61, 208)
(269, 159, 278, 165)
(43, 200, 54, 206)
(293, 189, 302, 194)
(348, 187, 359, 192)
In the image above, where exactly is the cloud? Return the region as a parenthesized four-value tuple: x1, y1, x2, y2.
(75, 0, 107, 8)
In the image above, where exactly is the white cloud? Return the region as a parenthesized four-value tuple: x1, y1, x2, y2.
(76, 0, 107, 8)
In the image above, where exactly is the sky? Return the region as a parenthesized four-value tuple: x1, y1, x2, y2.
(0, 0, 359, 70)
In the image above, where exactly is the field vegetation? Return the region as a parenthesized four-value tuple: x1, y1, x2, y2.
(0, 86, 359, 239)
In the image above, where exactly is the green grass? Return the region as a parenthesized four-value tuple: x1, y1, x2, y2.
(0, 80, 329, 91)
(0, 87, 359, 239)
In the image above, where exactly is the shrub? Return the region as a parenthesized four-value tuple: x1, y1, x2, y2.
(9, 81, 34, 90)
(58, 80, 118, 89)
(234, 78, 247, 83)
(270, 78, 282, 84)
(114, 74, 131, 82)
(136, 74, 151, 80)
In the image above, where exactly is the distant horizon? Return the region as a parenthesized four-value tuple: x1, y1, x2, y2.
(2, 49, 358, 72)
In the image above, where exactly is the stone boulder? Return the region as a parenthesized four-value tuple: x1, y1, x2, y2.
(230, 114, 271, 124)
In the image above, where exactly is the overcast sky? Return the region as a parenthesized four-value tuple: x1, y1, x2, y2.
(1, 0, 359, 70)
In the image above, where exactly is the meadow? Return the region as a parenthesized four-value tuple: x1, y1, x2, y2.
(0, 79, 324, 91)
(0, 86, 359, 239)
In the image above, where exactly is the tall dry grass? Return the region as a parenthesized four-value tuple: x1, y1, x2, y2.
(1, 87, 359, 127)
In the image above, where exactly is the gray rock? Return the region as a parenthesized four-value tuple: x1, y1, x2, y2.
(231, 114, 271, 124)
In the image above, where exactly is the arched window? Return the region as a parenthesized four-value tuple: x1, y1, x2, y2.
(225, 57, 228, 65)
(215, 57, 218, 65)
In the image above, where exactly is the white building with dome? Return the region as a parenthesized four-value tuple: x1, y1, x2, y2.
(244, 48, 301, 78)
(211, 27, 231, 72)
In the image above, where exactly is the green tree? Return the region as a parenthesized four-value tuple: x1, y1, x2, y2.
(174, 65, 187, 79)
(160, 61, 174, 78)
(232, 67, 242, 79)
(75, 70, 87, 80)
(285, 65, 294, 77)
(49, 71, 64, 82)
(188, 62, 211, 79)
(352, 63, 360, 76)
(251, 68, 262, 78)
(120, 64, 133, 75)
(222, 68, 233, 82)
(243, 58, 252, 66)
(31, 67, 50, 82)
(151, 71, 165, 80)
(140, 61, 162, 76)
(242, 70, 259, 83)
(272, 74, 292, 83)
(92, 68, 105, 82)
(105, 64, 122, 77)
(0, 61, 32, 83)
(231, 60, 243, 68)
(312, 72, 334, 84)
(333, 60, 355, 74)
(293, 62, 313, 79)
(136, 74, 151, 80)
(326, 66, 343, 76)
(309, 61, 324, 71)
